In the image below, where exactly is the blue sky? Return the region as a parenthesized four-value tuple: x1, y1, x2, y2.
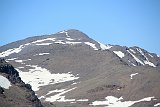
(0, 0, 160, 54)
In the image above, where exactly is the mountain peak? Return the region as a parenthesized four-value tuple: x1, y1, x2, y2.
(56, 29, 90, 40)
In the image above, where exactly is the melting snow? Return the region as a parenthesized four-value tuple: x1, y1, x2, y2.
(113, 51, 125, 58)
(45, 87, 76, 102)
(136, 48, 144, 55)
(65, 31, 70, 37)
(148, 53, 153, 58)
(154, 103, 160, 107)
(144, 61, 156, 67)
(129, 49, 136, 54)
(24, 43, 31, 46)
(90, 96, 154, 107)
(32, 38, 56, 44)
(0, 38, 55, 57)
(15, 60, 23, 63)
(128, 60, 136, 66)
(6, 58, 18, 61)
(127, 50, 144, 65)
(84, 42, 98, 50)
(131, 63, 136, 66)
(98, 42, 112, 50)
(136, 48, 156, 67)
(46, 89, 66, 96)
(72, 82, 77, 85)
(17, 67, 25, 69)
(44, 88, 88, 102)
(77, 99, 89, 101)
(16, 65, 79, 91)
(35, 43, 52, 45)
(66, 41, 81, 45)
(34, 53, 50, 56)
(0, 38, 53, 58)
(0, 45, 25, 57)
(0, 75, 11, 89)
(66, 38, 74, 41)
(59, 30, 70, 37)
(130, 73, 138, 79)
(15, 59, 31, 63)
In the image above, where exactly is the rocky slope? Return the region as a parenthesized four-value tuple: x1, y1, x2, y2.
(0, 29, 160, 107)
(108, 45, 160, 67)
(0, 58, 43, 107)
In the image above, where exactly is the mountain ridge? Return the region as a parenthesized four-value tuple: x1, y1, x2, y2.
(0, 29, 160, 107)
(0, 29, 159, 68)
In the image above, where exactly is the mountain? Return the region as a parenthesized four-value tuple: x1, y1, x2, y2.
(108, 45, 160, 67)
(0, 29, 160, 107)
(0, 58, 43, 107)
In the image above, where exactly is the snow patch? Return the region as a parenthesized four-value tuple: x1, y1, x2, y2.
(131, 63, 136, 66)
(35, 43, 52, 45)
(136, 48, 156, 67)
(15, 60, 23, 63)
(32, 38, 56, 44)
(77, 99, 89, 101)
(90, 96, 154, 107)
(144, 60, 156, 67)
(154, 103, 160, 107)
(84, 42, 98, 50)
(24, 43, 31, 46)
(6, 58, 18, 61)
(34, 53, 50, 56)
(129, 49, 136, 54)
(66, 38, 74, 41)
(128, 60, 136, 66)
(136, 48, 144, 55)
(130, 73, 138, 79)
(39, 96, 45, 99)
(66, 41, 81, 45)
(46, 89, 66, 96)
(16, 66, 79, 91)
(72, 82, 77, 85)
(17, 67, 25, 69)
(45, 87, 76, 102)
(15, 59, 31, 63)
(0, 45, 25, 57)
(0, 75, 11, 89)
(127, 50, 144, 65)
(59, 30, 70, 37)
(148, 53, 153, 58)
(65, 31, 70, 37)
(113, 51, 125, 58)
(98, 42, 112, 50)
(44, 88, 88, 102)
(0, 38, 56, 57)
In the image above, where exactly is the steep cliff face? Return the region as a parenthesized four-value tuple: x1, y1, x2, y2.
(0, 58, 43, 107)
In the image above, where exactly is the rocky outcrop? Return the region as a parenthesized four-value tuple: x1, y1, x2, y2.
(0, 58, 43, 107)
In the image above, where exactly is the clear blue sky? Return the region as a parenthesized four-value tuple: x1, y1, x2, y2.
(0, 0, 160, 54)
